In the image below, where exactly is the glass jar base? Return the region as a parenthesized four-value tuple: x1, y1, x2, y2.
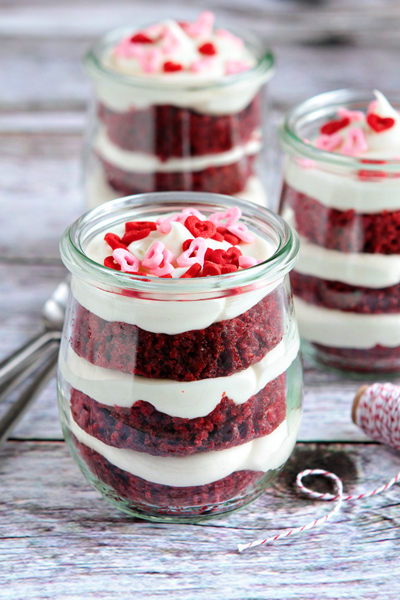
(301, 339, 400, 379)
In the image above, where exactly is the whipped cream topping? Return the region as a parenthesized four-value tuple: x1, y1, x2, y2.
(70, 412, 301, 487)
(60, 327, 299, 419)
(105, 13, 256, 83)
(95, 127, 262, 173)
(294, 296, 400, 349)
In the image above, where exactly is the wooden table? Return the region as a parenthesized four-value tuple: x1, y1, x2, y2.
(2, 1, 400, 598)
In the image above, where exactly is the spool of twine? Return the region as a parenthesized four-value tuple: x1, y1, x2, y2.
(238, 382, 400, 552)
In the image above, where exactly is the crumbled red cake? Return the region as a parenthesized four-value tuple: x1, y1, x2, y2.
(70, 373, 286, 457)
(97, 95, 261, 158)
(74, 437, 266, 515)
(291, 271, 400, 314)
(99, 155, 255, 196)
(70, 290, 284, 382)
(282, 183, 400, 254)
(312, 343, 400, 373)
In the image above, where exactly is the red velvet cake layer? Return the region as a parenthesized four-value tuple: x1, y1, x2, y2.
(291, 271, 400, 314)
(311, 342, 400, 373)
(98, 96, 261, 158)
(70, 373, 286, 457)
(74, 437, 265, 515)
(99, 155, 255, 197)
(282, 183, 400, 254)
(70, 291, 284, 382)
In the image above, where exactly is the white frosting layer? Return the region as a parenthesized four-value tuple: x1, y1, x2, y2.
(294, 296, 400, 348)
(95, 127, 262, 173)
(284, 158, 400, 213)
(60, 328, 299, 419)
(72, 274, 280, 334)
(70, 412, 301, 487)
(85, 165, 267, 209)
(295, 235, 400, 288)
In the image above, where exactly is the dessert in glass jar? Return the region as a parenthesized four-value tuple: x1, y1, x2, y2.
(279, 89, 400, 374)
(83, 11, 274, 209)
(58, 191, 302, 521)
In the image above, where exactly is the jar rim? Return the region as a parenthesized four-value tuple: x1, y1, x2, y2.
(84, 24, 274, 92)
(60, 192, 299, 295)
(278, 88, 400, 173)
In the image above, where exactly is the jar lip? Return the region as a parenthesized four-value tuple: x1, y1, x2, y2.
(278, 88, 400, 172)
(60, 192, 299, 294)
(84, 25, 274, 92)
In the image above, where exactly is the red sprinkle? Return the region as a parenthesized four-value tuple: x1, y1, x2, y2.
(184, 216, 217, 239)
(211, 232, 224, 242)
(198, 42, 217, 56)
(159, 273, 173, 278)
(358, 169, 387, 181)
(182, 239, 193, 252)
(221, 264, 238, 274)
(320, 118, 350, 135)
(130, 33, 153, 44)
(104, 233, 127, 250)
(180, 263, 202, 278)
(367, 113, 395, 132)
(202, 261, 221, 276)
(125, 221, 157, 232)
(104, 256, 121, 271)
(204, 248, 214, 261)
(121, 228, 151, 245)
(163, 61, 183, 72)
(210, 247, 242, 267)
(224, 233, 240, 245)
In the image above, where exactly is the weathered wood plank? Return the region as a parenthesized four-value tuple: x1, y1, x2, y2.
(1, 441, 399, 599)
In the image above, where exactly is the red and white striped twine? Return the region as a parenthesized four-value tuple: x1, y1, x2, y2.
(237, 383, 400, 553)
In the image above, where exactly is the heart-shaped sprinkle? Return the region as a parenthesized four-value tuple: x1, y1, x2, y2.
(211, 232, 224, 241)
(337, 108, 364, 122)
(320, 117, 350, 135)
(367, 113, 395, 133)
(121, 228, 151, 246)
(221, 264, 238, 274)
(198, 42, 217, 56)
(142, 241, 165, 269)
(180, 11, 214, 38)
(104, 256, 121, 271)
(341, 127, 368, 156)
(209, 247, 242, 267)
(202, 261, 221, 276)
(104, 233, 127, 250)
(184, 216, 216, 239)
(227, 223, 254, 243)
(209, 207, 241, 227)
(224, 233, 240, 246)
(315, 133, 343, 152)
(151, 248, 174, 276)
(163, 61, 183, 72)
(177, 238, 206, 267)
(130, 33, 153, 44)
(125, 221, 157, 232)
(112, 248, 140, 273)
(239, 255, 258, 268)
(180, 263, 202, 278)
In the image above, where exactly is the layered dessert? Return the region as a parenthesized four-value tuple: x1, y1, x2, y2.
(280, 90, 400, 372)
(84, 12, 273, 208)
(59, 201, 301, 519)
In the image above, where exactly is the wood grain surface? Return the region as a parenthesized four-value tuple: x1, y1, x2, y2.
(1, 1, 400, 598)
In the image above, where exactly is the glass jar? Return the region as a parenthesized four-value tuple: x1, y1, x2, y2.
(278, 89, 400, 375)
(83, 25, 274, 210)
(58, 191, 302, 522)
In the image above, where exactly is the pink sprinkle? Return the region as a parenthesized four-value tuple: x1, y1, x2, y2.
(227, 223, 254, 243)
(112, 248, 140, 273)
(191, 57, 215, 73)
(114, 38, 145, 59)
(315, 133, 343, 152)
(215, 28, 244, 47)
(239, 255, 257, 268)
(151, 248, 174, 276)
(342, 127, 368, 156)
(181, 11, 215, 38)
(337, 107, 365, 122)
(139, 48, 163, 73)
(177, 238, 206, 267)
(368, 100, 378, 114)
(157, 208, 206, 234)
(161, 29, 181, 55)
(225, 60, 250, 75)
(142, 241, 165, 269)
(209, 207, 241, 227)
